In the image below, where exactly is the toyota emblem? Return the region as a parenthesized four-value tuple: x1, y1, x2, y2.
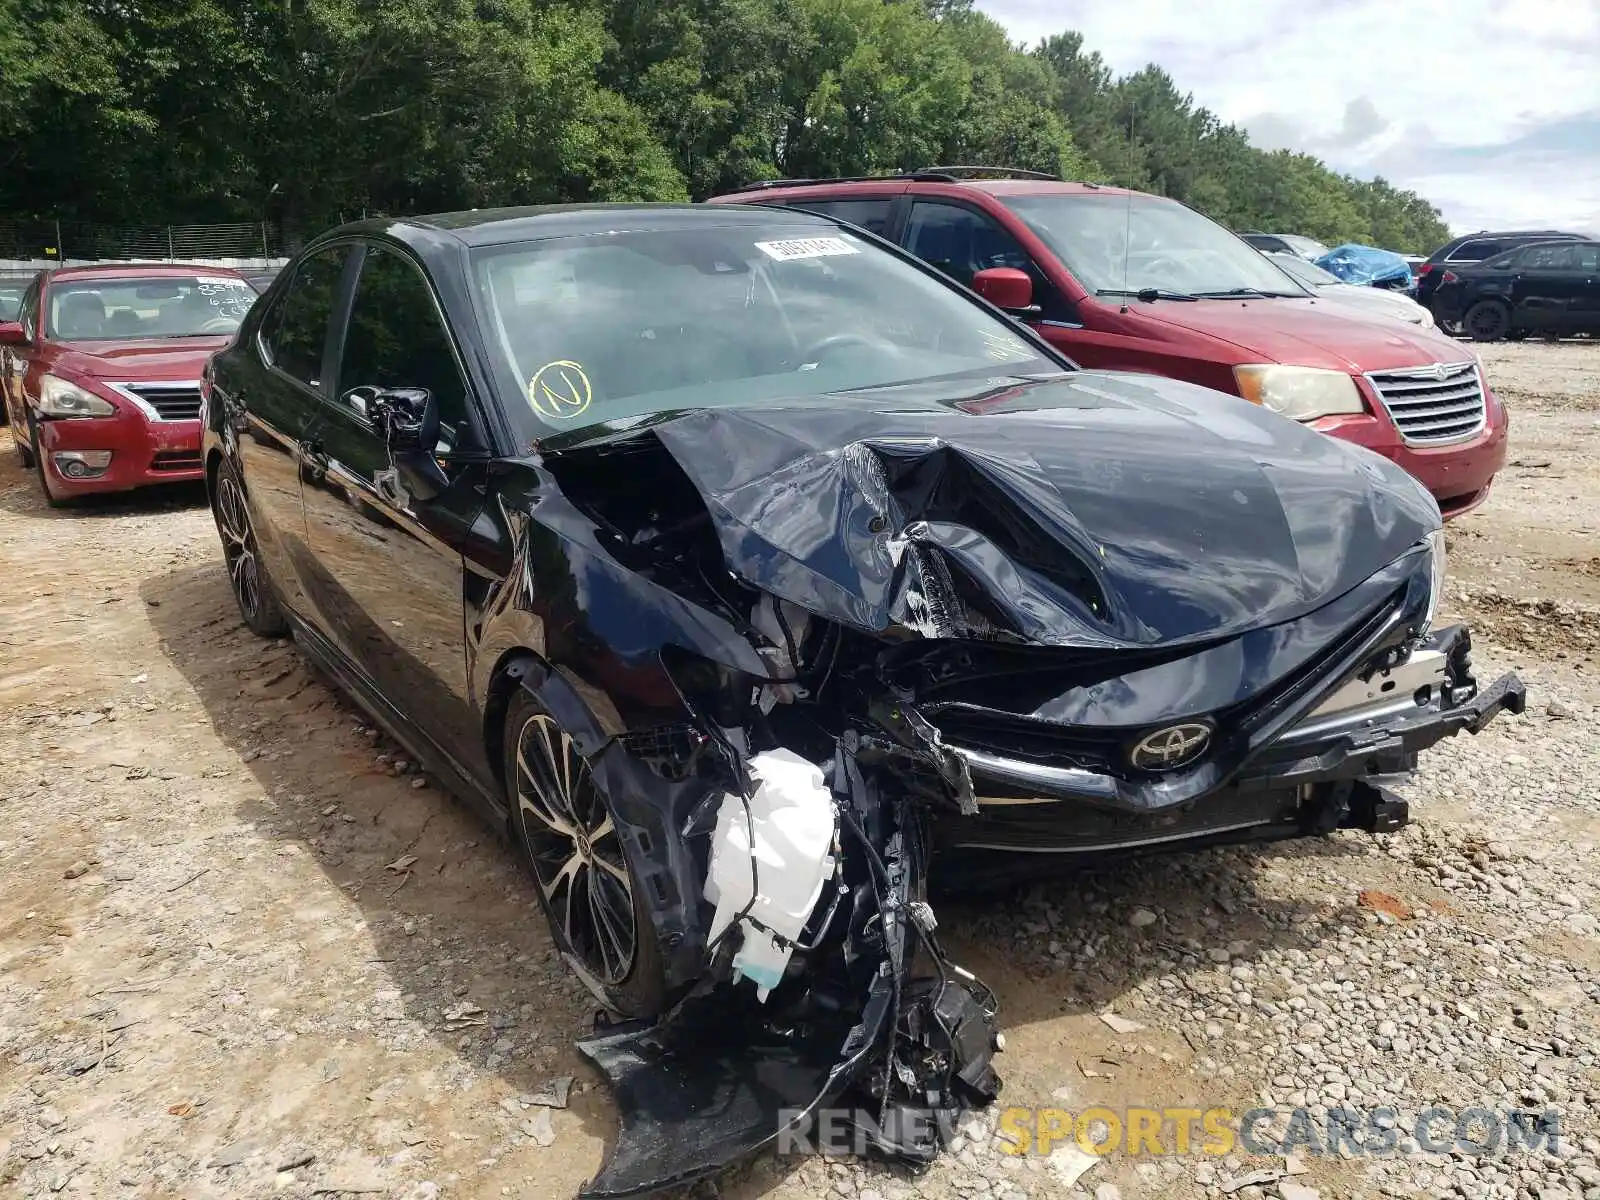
(1130, 722, 1212, 771)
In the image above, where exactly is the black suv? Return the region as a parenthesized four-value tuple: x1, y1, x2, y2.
(1430, 239, 1600, 341)
(1415, 229, 1593, 313)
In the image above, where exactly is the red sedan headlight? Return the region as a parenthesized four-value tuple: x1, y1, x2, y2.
(38, 374, 117, 418)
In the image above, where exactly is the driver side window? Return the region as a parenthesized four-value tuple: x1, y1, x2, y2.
(902, 201, 1064, 319)
(19, 281, 40, 342)
(337, 246, 473, 455)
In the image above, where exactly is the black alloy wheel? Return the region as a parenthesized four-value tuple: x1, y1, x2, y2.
(1464, 300, 1511, 342)
(211, 457, 288, 637)
(505, 692, 666, 1017)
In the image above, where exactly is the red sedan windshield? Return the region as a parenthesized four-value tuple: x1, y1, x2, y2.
(48, 275, 257, 340)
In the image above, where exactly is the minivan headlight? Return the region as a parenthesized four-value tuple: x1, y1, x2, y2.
(38, 375, 117, 418)
(1234, 365, 1364, 421)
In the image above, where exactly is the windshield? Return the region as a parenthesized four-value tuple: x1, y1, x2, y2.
(1270, 254, 1341, 287)
(1001, 194, 1310, 298)
(0, 285, 25, 321)
(472, 222, 1062, 435)
(1281, 234, 1331, 258)
(47, 275, 256, 340)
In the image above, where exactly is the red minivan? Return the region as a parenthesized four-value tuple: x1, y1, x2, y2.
(707, 174, 1508, 519)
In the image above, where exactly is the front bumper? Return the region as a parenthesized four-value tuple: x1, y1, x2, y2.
(1312, 400, 1509, 519)
(933, 624, 1524, 858)
(37, 413, 204, 495)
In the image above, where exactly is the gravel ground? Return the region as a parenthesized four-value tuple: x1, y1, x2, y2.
(1, 341, 1597, 1200)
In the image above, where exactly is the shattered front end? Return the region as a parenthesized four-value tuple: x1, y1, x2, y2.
(576, 741, 1002, 1198)
(509, 393, 1524, 1197)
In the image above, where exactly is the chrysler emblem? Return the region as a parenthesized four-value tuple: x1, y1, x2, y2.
(1130, 722, 1211, 771)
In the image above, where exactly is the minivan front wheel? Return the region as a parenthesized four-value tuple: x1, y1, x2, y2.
(1465, 300, 1510, 342)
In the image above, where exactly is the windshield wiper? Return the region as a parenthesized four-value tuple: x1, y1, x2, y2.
(1193, 288, 1302, 299)
(1096, 287, 1198, 302)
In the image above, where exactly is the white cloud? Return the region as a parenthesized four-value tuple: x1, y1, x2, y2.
(976, 0, 1600, 237)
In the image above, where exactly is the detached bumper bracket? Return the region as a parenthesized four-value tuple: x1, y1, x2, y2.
(1458, 671, 1527, 733)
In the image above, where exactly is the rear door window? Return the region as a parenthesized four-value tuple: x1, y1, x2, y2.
(260, 246, 351, 392)
(782, 198, 894, 237)
(1524, 245, 1579, 270)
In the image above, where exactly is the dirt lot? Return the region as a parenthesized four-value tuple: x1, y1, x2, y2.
(2, 342, 1598, 1200)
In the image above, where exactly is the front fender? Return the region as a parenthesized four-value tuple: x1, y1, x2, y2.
(507, 655, 717, 994)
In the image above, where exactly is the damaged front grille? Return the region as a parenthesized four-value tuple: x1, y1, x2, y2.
(922, 705, 1121, 778)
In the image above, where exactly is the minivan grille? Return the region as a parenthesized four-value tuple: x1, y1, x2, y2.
(122, 383, 203, 422)
(1366, 362, 1485, 446)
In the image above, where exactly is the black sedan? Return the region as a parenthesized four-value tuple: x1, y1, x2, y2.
(200, 204, 1523, 1196)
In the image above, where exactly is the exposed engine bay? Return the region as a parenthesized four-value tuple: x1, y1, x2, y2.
(483, 385, 1525, 1196)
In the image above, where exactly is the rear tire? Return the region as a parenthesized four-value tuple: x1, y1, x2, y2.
(1464, 300, 1510, 342)
(503, 689, 668, 1018)
(211, 456, 288, 637)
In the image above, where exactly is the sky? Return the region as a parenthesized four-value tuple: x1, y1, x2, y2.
(974, 0, 1600, 236)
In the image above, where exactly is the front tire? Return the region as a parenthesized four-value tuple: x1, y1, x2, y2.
(14, 413, 34, 467)
(30, 419, 70, 508)
(503, 690, 667, 1018)
(1465, 300, 1510, 342)
(211, 457, 288, 637)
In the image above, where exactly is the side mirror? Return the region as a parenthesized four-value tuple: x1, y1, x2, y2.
(360, 386, 450, 502)
(0, 321, 27, 346)
(971, 267, 1037, 315)
(365, 386, 436, 451)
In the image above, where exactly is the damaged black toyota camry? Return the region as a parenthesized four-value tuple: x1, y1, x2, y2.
(200, 204, 1523, 1196)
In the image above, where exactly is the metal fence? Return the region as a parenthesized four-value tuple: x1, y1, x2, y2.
(0, 219, 288, 268)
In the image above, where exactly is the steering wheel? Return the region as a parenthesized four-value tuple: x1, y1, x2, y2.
(199, 316, 238, 334)
(798, 332, 889, 365)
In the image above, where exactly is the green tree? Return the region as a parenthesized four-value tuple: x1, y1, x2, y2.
(0, 1, 1453, 254)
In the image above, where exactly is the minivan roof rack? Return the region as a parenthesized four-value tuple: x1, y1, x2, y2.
(731, 171, 960, 192)
(731, 165, 1064, 192)
(916, 165, 1062, 181)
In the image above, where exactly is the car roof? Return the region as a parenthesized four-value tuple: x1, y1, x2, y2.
(326, 203, 844, 249)
(45, 262, 249, 283)
(721, 178, 1137, 202)
(1437, 230, 1591, 251)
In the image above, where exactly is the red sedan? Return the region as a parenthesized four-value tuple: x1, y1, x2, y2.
(0, 263, 256, 505)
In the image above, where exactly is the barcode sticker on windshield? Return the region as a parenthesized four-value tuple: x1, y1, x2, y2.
(754, 237, 860, 261)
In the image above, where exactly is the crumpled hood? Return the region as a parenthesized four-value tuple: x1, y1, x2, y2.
(608, 370, 1439, 649)
(1138, 297, 1467, 372)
